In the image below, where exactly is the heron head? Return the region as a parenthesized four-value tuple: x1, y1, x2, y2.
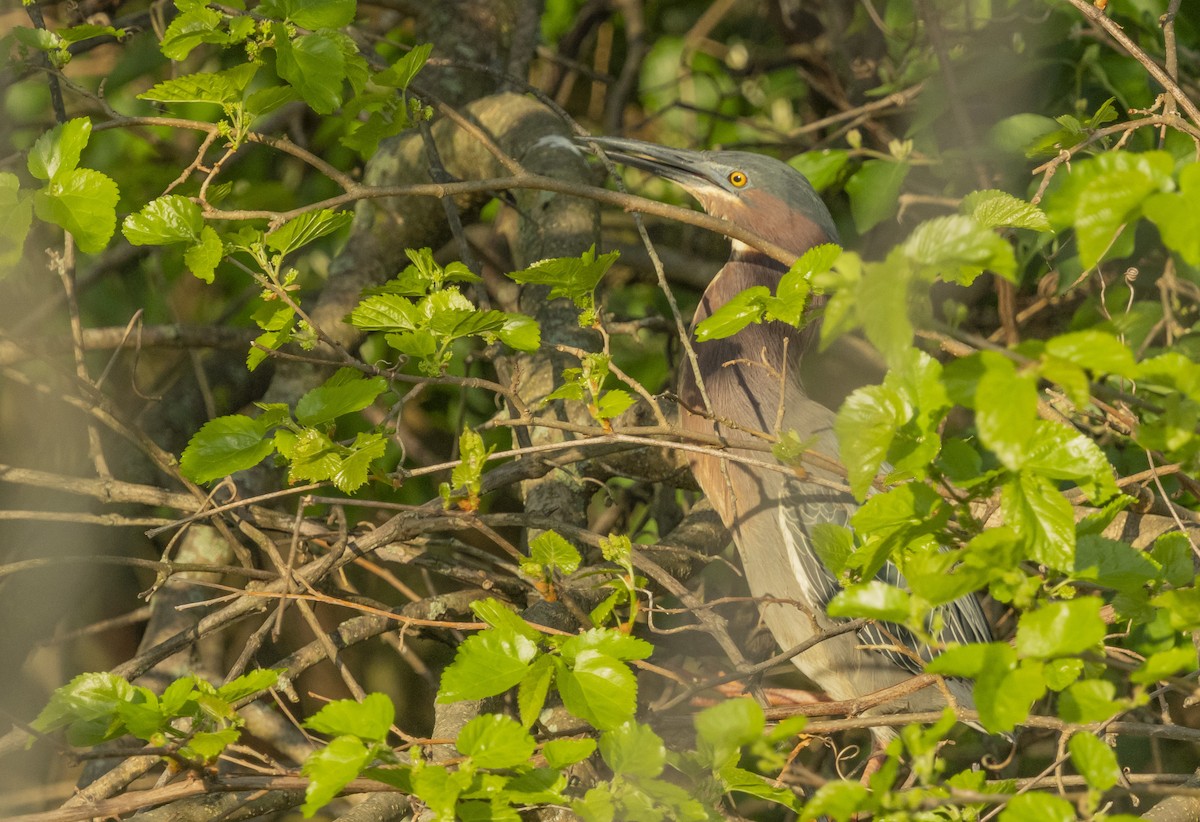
(582, 136, 839, 257)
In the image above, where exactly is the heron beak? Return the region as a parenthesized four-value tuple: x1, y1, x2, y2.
(579, 136, 717, 192)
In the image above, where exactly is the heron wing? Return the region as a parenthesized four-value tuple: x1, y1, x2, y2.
(779, 484, 992, 677)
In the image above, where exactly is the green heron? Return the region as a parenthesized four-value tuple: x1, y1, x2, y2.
(585, 137, 992, 730)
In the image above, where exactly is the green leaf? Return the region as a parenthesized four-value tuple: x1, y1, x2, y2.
(376, 42, 433, 90)
(1043, 658, 1084, 691)
(1022, 420, 1119, 503)
(184, 728, 239, 761)
(557, 651, 636, 730)
(1069, 733, 1119, 791)
(1076, 169, 1164, 268)
(159, 7, 229, 60)
(265, 208, 352, 256)
(410, 763, 469, 819)
(258, 0, 356, 28)
(1131, 645, 1198, 685)
(694, 286, 770, 341)
(507, 245, 620, 306)
(998, 792, 1075, 822)
(973, 353, 1037, 470)
(594, 389, 635, 420)
(457, 714, 537, 769)
(1149, 586, 1200, 629)
(1002, 472, 1075, 570)
(1073, 535, 1158, 593)
(330, 432, 386, 492)
(542, 737, 596, 768)
(438, 627, 539, 701)
(559, 628, 653, 663)
(857, 255, 914, 359)
(573, 785, 616, 821)
(34, 168, 119, 254)
(929, 643, 1045, 733)
(835, 382, 909, 500)
(902, 214, 1017, 284)
(302, 735, 372, 816)
(1040, 150, 1174, 269)
(295, 368, 387, 426)
(180, 414, 274, 483)
(598, 722, 665, 778)
(32, 672, 135, 735)
(123, 195, 203, 246)
(528, 531, 581, 574)
(1015, 598, 1105, 659)
(810, 523, 854, 577)
(499, 313, 541, 351)
(788, 149, 849, 192)
(517, 655, 555, 728)
(0, 174, 33, 277)
(846, 159, 909, 233)
(1059, 678, 1123, 723)
(1151, 532, 1193, 587)
(720, 765, 802, 812)
(1145, 162, 1200, 266)
(827, 580, 911, 622)
(961, 189, 1050, 231)
(304, 693, 393, 742)
(801, 780, 869, 822)
(694, 698, 764, 769)
(217, 669, 279, 702)
(28, 118, 91, 181)
(927, 641, 1008, 679)
(981, 659, 1046, 733)
(349, 294, 419, 330)
(275, 27, 346, 114)
(1044, 330, 1137, 378)
(139, 65, 256, 106)
(184, 226, 223, 283)
(469, 599, 543, 643)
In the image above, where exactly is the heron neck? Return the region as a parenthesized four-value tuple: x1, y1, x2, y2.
(692, 255, 787, 329)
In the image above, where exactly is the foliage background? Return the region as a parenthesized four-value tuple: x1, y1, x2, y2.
(3, 0, 1200, 818)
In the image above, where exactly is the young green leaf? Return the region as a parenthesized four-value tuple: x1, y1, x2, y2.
(542, 737, 596, 768)
(0, 174, 32, 277)
(559, 628, 652, 663)
(598, 722, 665, 778)
(997, 791, 1075, 822)
(295, 368, 388, 426)
(437, 628, 539, 702)
(27, 118, 91, 181)
(826, 580, 911, 622)
(1015, 598, 1105, 659)
(694, 286, 770, 341)
(275, 27, 347, 114)
(457, 714, 537, 769)
(517, 655, 555, 728)
(376, 43, 433, 90)
(846, 159, 909, 233)
(528, 530, 581, 575)
(304, 693, 394, 742)
(556, 651, 636, 730)
(180, 414, 274, 483)
(960, 189, 1050, 231)
(265, 209, 352, 256)
(34, 168, 119, 254)
(302, 735, 373, 816)
(801, 780, 870, 822)
(1069, 733, 1119, 791)
(694, 698, 764, 769)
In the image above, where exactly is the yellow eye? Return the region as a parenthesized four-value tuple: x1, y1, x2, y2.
(728, 170, 748, 188)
